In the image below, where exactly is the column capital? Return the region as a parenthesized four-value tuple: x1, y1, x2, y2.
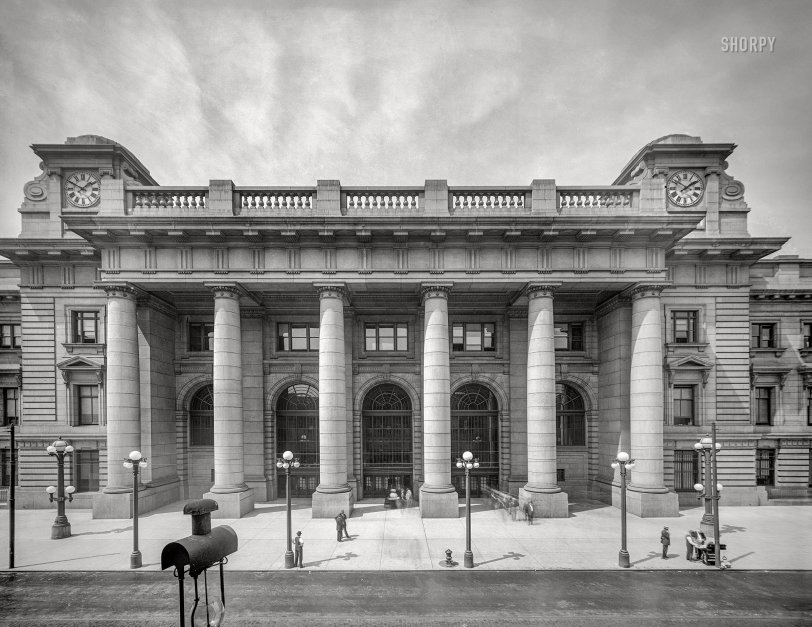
(420, 282, 453, 303)
(525, 282, 560, 299)
(314, 282, 349, 304)
(100, 282, 139, 300)
(628, 283, 668, 300)
(206, 282, 242, 299)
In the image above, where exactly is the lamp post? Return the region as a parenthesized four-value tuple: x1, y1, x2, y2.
(694, 424, 723, 567)
(610, 451, 635, 568)
(124, 450, 148, 569)
(455, 451, 479, 568)
(45, 437, 76, 539)
(276, 450, 300, 569)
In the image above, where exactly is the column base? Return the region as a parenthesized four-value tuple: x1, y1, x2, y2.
(518, 488, 569, 518)
(51, 521, 71, 540)
(625, 486, 679, 518)
(311, 489, 354, 518)
(93, 479, 181, 519)
(204, 489, 255, 519)
(419, 487, 459, 518)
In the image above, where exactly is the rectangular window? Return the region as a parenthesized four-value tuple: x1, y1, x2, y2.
(751, 323, 776, 349)
(76, 385, 99, 425)
(190, 413, 214, 446)
(1, 449, 12, 487)
(672, 311, 697, 343)
(804, 323, 812, 349)
(0, 323, 21, 349)
(755, 387, 773, 425)
(188, 322, 213, 352)
(74, 450, 99, 492)
(554, 323, 584, 351)
(451, 323, 496, 352)
(755, 449, 776, 486)
(556, 413, 586, 446)
(673, 450, 700, 491)
(364, 323, 408, 352)
(277, 323, 319, 352)
(2, 388, 19, 426)
(673, 385, 695, 426)
(72, 311, 99, 343)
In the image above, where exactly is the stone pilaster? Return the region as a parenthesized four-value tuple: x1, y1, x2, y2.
(93, 284, 141, 519)
(419, 283, 458, 518)
(627, 284, 678, 517)
(312, 283, 353, 517)
(519, 284, 568, 517)
(204, 284, 254, 518)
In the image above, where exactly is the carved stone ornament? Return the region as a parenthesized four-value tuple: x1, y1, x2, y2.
(315, 283, 349, 302)
(102, 283, 139, 299)
(629, 284, 667, 299)
(210, 284, 241, 299)
(23, 163, 49, 202)
(721, 178, 745, 201)
(526, 284, 559, 299)
(420, 284, 452, 302)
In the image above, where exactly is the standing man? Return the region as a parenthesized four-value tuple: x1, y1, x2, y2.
(339, 510, 350, 539)
(335, 512, 344, 542)
(661, 526, 671, 559)
(294, 530, 304, 568)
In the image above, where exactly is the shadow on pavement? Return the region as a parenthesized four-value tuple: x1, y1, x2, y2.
(72, 526, 132, 536)
(21, 553, 120, 568)
(476, 551, 526, 566)
(306, 551, 359, 567)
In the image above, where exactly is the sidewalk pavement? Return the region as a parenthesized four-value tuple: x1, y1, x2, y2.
(1, 499, 810, 572)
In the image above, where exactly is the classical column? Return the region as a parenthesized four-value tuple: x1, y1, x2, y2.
(419, 283, 458, 518)
(312, 284, 353, 517)
(519, 284, 568, 517)
(626, 284, 679, 517)
(203, 284, 254, 518)
(93, 284, 141, 519)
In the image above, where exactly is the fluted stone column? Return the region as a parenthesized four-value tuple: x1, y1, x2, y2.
(204, 284, 254, 518)
(419, 283, 458, 518)
(312, 284, 353, 517)
(93, 284, 142, 519)
(627, 284, 678, 517)
(519, 284, 568, 517)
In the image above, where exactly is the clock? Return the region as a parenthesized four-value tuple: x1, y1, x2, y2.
(667, 170, 704, 207)
(64, 171, 101, 208)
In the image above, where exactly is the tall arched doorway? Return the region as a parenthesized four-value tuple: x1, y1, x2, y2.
(361, 383, 413, 498)
(556, 383, 586, 446)
(451, 384, 499, 497)
(187, 384, 214, 499)
(276, 384, 319, 498)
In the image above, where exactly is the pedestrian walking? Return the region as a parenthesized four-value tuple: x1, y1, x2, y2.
(524, 500, 535, 525)
(339, 509, 350, 539)
(405, 488, 413, 508)
(294, 530, 304, 568)
(661, 526, 670, 559)
(335, 512, 344, 541)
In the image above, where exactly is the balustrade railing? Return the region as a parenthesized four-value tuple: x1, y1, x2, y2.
(343, 190, 421, 210)
(557, 187, 637, 209)
(239, 189, 314, 210)
(131, 187, 208, 210)
(452, 190, 527, 210)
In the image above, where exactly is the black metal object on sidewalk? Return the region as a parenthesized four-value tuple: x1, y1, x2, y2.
(161, 498, 238, 627)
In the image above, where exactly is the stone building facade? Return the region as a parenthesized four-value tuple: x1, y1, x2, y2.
(0, 133, 810, 520)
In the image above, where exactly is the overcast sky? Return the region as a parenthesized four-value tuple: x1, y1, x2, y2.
(1, 0, 810, 256)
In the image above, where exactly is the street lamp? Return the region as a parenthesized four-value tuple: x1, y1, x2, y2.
(276, 450, 300, 569)
(124, 450, 148, 569)
(694, 423, 723, 567)
(455, 450, 479, 568)
(45, 437, 76, 539)
(610, 451, 635, 568)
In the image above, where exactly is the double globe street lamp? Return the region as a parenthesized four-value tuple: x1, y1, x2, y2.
(45, 438, 76, 539)
(455, 451, 479, 568)
(694, 424, 723, 567)
(124, 450, 148, 569)
(276, 450, 300, 569)
(610, 451, 635, 568)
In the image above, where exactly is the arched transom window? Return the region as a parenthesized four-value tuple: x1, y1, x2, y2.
(556, 383, 586, 446)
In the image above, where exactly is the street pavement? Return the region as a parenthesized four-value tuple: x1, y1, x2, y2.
(1, 570, 811, 626)
(0, 499, 811, 572)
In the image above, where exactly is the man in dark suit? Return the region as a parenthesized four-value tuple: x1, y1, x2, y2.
(661, 526, 671, 559)
(339, 510, 350, 539)
(335, 512, 344, 541)
(294, 530, 303, 568)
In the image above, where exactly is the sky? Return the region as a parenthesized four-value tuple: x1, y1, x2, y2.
(1, 0, 811, 256)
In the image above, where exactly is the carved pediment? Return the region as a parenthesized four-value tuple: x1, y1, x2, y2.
(750, 365, 792, 389)
(665, 354, 714, 386)
(57, 356, 104, 384)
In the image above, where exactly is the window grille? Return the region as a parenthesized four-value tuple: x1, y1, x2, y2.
(756, 449, 776, 486)
(556, 384, 586, 446)
(673, 450, 700, 491)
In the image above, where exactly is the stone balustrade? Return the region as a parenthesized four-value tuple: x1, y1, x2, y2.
(131, 188, 208, 210)
(343, 191, 421, 210)
(557, 187, 637, 209)
(452, 191, 527, 210)
(240, 190, 314, 210)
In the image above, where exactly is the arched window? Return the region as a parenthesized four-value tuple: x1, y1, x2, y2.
(362, 384, 413, 497)
(276, 384, 319, 498)
(451, 384, 499, 496)
(556, 383, 586, 446)
(189, 384, 214, 446)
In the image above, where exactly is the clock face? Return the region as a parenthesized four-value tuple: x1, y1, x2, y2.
(667, 170, 704, 207)
(64, 171, 101, 208)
